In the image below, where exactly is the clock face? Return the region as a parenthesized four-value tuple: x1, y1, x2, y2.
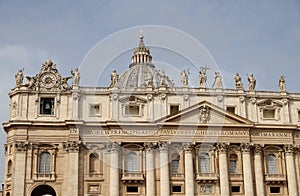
(41, 73, 56, 88)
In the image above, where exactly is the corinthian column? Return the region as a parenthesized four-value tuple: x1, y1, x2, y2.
(110, 142, 120, 196)
(159, 142, 170, 196)
(13, 142, 28, 196)
(64, 141, 80, 196)
(241, 143, 254, 196)
(145, 142, 156, 196)
(253, 144, 265, 196)
(217, 143, 229, 196)
(284, 145, 298, 196)
(183, 143, 195, 196)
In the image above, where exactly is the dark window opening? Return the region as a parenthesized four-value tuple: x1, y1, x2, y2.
(270, 187, 280, 193)
(126, 186, 138, 193)
(170, 105, 179, 115)
(263, 109, 275, 119)
(40, 98, 54, 115)
(231, 186, 240, 193)
(89, 104, 100, 116)
(226, 106, 235, 114)
(298, 110, 300, 120)
(125, 105, 140, 116)
(172, 185, 182, 193)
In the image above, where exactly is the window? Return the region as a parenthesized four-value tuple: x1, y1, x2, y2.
(229, 154, 237, 174)
(170, 105, 179, 115)
(172, 185, 182, 193)
(263, 109, 275, 119)
(126, 186, 139, 193)
(89, 104, 101, 116)
(298, 110, 300, 121)
(40, 98, 54, 115)
(231, 186, 240, 193)
(270, 187, 280, 193)
(89, 153, 99, 173)
(171, 153, 180, 174)
(226, 106, 235, 114)
(7, 160, 12, 175)
(267, 154, 278, 174)
(199, 152, 210, 173)
(126, 152, 138, 173)
(125, 105, 140, 116)
(39, 152, 51, 174)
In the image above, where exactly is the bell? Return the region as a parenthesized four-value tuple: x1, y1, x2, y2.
(45, 103, 51, 110)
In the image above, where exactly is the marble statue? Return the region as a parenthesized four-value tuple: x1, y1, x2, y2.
(181, 70, 188, 87)
(234, 73, 243, 89)
(160, 70, 166, 86)
(71, 68, 80, 86)
(110, 70, 119, 87)
(248, 74, 256, 91)
(279, 75, 286, 92)
(15, 69, 24, 87)
(199, 66, 208, 88)
(213, 72, 222, 89)
(145, 72, 153, 87)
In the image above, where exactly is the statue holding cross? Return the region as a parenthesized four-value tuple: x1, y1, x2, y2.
(199, 66, 209, 88)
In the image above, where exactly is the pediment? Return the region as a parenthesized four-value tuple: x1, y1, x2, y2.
(119, 95, 147, 103)
(158, 101, 253, 126)
(257, 99, 283, 108)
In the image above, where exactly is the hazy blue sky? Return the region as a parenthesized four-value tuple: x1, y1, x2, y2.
(0, 0, 300, 182)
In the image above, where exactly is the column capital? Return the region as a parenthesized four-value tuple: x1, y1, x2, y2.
(284, 144, 295, 155)
(159, 141, 169, 152)
(144, 142, 157, 151)
(240, 143, 252, 153)
(183, 142, 194, 152)
(63, 141, 81, 152)
(15, 141, 29, 152)
(253, 144, 263, 154)
(216, 143, 229, 153)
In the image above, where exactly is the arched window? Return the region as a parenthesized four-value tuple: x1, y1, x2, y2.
(7, 160, 12, 175)
(6, 192, 10, 196)
(89, 153, 99, 173)
(39, 152, 51, 174)
(171, 153, 180, 174)
(126, 152, 138, 173)
(199, 152, 210, 173)
(267, 154, 278, 174)
(229, 154, 237, 174)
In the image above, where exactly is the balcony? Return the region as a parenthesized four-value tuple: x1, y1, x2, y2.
(171, 173, 185, 180)
(196, 173, 218, 182)
(265, 174, 286, 183)
(86, 173, 104, 181)
(121, 172, 144, 183)
(33, 173, 56, 181)
(229, 173, 243, 181)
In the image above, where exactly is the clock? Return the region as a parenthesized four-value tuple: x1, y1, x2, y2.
(41, 73, 56, 88)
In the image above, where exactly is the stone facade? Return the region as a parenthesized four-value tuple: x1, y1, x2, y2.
(3, 35, 300, 196)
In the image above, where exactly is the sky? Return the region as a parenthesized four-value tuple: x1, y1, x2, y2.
(0, 0, 300, 182)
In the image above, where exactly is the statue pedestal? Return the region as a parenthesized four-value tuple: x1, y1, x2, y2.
(237, 88, 244, 93)
(182, 87, 188, 91)
(199, 87, 206, 92)
(159, 85, 167, 92)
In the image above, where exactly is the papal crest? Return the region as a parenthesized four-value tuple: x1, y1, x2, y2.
(199, 105, 211, 123)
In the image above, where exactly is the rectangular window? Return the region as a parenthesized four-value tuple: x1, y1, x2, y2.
(125, 105, 140, 116)
(171, 160, 180, 174)
(170, 105, 179, 115)
(270, 187, 280, 193)
(231, 186, 240, 193)
(229, 160, 237, 174)
(172, 185, 182, 193)
(263, 109, 275, 119)
(298, 110, 300, 121)
(226, 106, 235, 114)
(126, 186, 139, 193)
(40, 97, 54, 115)
(89, 104, 101, 116)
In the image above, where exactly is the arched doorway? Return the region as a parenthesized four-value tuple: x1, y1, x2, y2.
(31, 185, 56, 196)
